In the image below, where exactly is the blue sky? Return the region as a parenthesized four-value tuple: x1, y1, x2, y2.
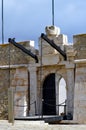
(0, 0, 86, 48)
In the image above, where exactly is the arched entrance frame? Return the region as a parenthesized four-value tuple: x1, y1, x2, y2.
(37, 64, 75, 116)
(39, 67, 67, 116)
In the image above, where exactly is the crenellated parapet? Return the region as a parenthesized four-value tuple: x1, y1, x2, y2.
(73, 34, 86, 59)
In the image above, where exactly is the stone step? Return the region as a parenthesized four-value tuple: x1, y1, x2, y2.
(15, 115, 63, 122)
(0, 120, 86, 130)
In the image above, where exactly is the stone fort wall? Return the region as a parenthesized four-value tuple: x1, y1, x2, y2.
(0, 26, 86, 124)
(0, 41, 36, 119)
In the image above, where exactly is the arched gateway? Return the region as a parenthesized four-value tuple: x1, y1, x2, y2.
(42, 73, 67, 116)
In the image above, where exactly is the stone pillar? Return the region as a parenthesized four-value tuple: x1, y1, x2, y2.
(73, 60, 86, 123)
(66, 62, 75, 115)
(8, 87, 14, 123)
(28, 64, 37, 116)
(55, 73, 61, 115)
(12, 67, 28, 117)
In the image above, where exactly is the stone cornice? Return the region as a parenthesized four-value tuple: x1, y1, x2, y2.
(0, 64, 28, 69)
(74, 59, 86, 64)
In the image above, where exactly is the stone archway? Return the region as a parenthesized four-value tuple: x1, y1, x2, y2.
(42, 72, 67, 116)
(42, 73, 56, 115)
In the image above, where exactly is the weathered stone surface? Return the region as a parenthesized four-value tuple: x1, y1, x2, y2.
(0, 120, 86, 130)
(0, 92, 8, 119)
(0, 41, 37, 65)
(73, 34, 86, 59)
(73, 62, 86, 123)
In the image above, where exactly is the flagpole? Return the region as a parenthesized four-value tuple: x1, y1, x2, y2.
(2, 0, 4, 44)
(52, 0, 54, 26)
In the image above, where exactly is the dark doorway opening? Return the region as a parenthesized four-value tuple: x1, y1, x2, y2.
(42, 73, 56, 115)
